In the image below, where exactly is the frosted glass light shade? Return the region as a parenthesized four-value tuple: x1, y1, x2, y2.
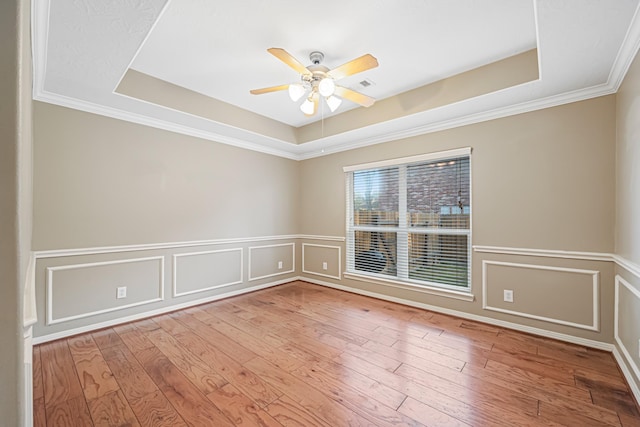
(288, 83, 305, 102)
(326, 95, 342, 112)
(300, 98, 315, 115)
(318, 78, 335, 97)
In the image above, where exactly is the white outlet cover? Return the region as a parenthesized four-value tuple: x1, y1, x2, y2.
(278, 261, 283, 269)
(116, 286, 127, 299)
(504, 289, 514, 303)
(322, 262, 328, 270)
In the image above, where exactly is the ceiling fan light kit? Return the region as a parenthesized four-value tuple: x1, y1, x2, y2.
(300, 97, 315, 115)
(318, 75, 336, 97)
(250, 48, 378, 117)
(326, 95, 342, 112)
(288, 83, 306, 101)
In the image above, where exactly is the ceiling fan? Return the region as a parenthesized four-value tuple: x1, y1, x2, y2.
(250, 48, 379, 116)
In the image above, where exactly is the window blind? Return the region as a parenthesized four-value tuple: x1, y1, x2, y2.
(346, 149, 471, 290)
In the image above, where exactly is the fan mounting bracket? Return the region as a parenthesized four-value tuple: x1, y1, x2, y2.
(309, 51, 324, 65)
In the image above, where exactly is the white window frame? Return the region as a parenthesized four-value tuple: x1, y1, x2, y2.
(344, 147, 473, 300)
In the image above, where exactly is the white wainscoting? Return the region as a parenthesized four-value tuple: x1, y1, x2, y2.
(33, 276, 299, 345)
(302, 243, 342, 280)
(303, 276, 613, 351)
(173, 248, 243, 297)
(614, 275, 640, 391)
(476, 246, 640, 405)
(248, 242, 295, 281)
(33, 236, 311, 339)
(27, 240, 640, 418)
(482, 260, 599, 331)
(46, 256, 165, 325)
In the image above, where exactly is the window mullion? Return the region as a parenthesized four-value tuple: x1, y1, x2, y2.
(397, 166, 408, 280)
(346, 172, 354, 272)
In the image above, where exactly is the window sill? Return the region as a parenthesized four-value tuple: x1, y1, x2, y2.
(342, 272, 475, 302)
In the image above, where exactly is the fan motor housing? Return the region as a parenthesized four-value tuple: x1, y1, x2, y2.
(306, 52, 330, 85)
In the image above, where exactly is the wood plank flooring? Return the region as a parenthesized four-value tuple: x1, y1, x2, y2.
(34, 280, 640, 426)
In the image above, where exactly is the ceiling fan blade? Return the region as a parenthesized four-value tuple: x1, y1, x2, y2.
(249, 84, 290, 95)
(327, 54, 378, 80)
(268, 48, 312, 77)
(334, 86, 376, 107)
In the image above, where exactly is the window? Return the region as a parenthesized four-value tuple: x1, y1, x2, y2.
(345, 148, 471, 291)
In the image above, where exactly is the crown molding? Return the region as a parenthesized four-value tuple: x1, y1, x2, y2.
(296, 82, 617, 160)
(31, 0, 640, 162)
(608, 1, 640, 91)
(33, 90, 300, 160)
(34, 81, 619, 163)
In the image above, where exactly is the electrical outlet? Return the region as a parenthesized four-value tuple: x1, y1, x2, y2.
(322, 261, 328, 270)
(116, 286, 127, 299)
(278, 261, 283, 269)
(503, 289, 514, 303)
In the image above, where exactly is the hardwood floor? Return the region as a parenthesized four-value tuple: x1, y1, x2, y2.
(34, 280, 640, 426)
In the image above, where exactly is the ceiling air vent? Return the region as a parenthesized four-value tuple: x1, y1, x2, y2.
(359, 78, 375, 89)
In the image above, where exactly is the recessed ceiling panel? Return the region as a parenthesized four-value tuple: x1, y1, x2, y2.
(130, 0, 537, 127)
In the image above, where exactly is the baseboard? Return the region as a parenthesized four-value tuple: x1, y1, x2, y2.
(613, 347, 640, 407)
(32, 276, 298, 344)
(300, 276, 614, 351)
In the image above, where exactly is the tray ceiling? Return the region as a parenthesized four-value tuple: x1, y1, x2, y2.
(33, 0, 640, 159)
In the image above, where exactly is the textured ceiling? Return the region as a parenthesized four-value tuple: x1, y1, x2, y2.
(33, 0, 640, 159)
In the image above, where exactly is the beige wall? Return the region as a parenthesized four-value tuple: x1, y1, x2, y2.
(31, 43, 620, 345)
(32, 79, 619, 345)
(615, 47, 640, 391)
(32, 103, 302, 339)
(33, 102, 300, 250)
(300, 96, 617, 342)
(1, 0, 32, 425)
(301, 96, 616, 251)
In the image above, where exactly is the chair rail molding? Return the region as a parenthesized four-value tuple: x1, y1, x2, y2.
(473, 245, 612, 261)
(474, 245, 640, 282)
